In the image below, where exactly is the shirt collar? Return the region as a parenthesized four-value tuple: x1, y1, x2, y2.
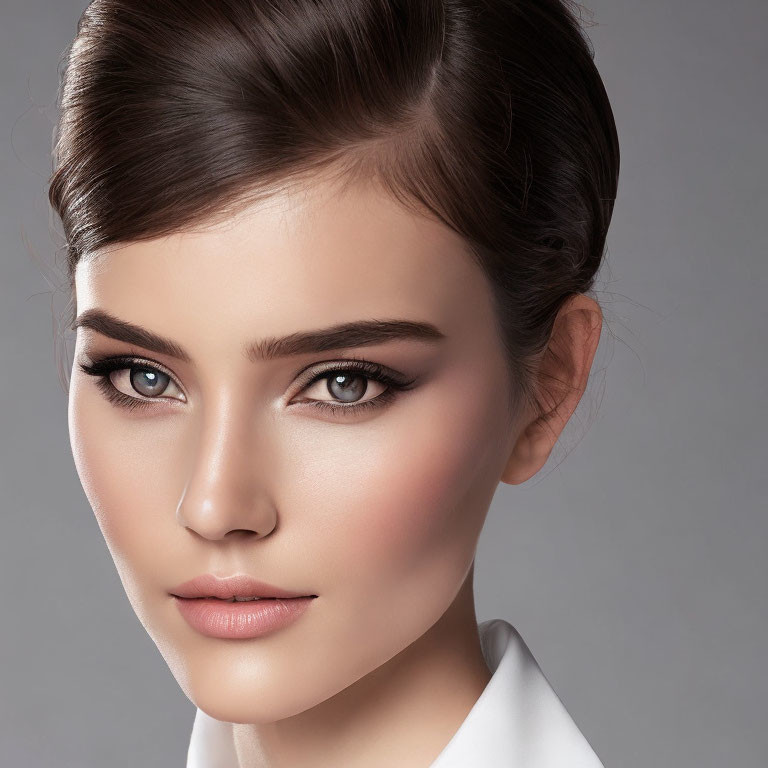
(188, 618, 604, 767)
(430, 618, 604, 767)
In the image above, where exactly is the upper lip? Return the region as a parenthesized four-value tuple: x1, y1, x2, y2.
(170, 574, 317, 600)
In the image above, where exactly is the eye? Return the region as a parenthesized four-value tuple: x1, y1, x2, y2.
(78, 356, 186, 412)
(302, 371, 385, 404)
(110, 365, 185, 400)
(292, 360, 417, 417)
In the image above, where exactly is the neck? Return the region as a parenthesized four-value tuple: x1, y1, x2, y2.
(232, 565, 491, 768)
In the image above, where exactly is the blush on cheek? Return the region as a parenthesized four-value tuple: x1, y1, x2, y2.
(333, 400, 498, 596)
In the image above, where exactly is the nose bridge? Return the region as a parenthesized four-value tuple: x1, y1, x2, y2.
(176, 387, 277, 540)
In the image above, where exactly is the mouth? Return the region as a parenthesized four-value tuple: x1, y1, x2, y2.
(170, 573, 317, 601)
(172, 592, 317, 639)
(175, 595, 311, 602)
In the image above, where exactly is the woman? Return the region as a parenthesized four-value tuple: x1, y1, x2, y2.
(50, 0, 619, 765)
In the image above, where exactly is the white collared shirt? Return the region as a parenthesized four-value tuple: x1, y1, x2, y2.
(187, 618, 604, 767)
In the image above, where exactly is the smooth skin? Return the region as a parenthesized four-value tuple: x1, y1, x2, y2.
(68, 169, 601, 768)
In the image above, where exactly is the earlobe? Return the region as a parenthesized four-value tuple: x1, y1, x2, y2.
(500, 416, 557, 485)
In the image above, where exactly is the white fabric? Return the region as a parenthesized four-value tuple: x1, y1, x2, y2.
(187, 618, 604, 767)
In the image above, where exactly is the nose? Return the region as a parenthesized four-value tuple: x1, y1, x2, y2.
(176, 392, 278, 541)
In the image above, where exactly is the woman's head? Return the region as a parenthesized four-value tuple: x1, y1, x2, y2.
(51, 0, 617, 723)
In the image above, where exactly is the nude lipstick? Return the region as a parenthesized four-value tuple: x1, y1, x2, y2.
(170, 574, 317, 639)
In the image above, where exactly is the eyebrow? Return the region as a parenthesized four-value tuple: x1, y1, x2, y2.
(72, 308, 445, 363)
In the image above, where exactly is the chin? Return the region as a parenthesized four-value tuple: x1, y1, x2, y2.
(150, 631, 356, 724)
(185, 669, 354, 725)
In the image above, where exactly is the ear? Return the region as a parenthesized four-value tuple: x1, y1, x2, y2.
(501, 294, 602, 485)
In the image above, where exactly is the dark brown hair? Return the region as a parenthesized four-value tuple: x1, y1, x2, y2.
(48, 0, 619, 421)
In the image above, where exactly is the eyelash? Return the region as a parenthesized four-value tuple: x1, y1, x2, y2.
(76, 355, 417, 417)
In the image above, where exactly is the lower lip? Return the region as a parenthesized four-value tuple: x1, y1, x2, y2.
(172, 596, 316, 639)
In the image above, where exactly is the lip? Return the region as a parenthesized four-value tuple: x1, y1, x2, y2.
(170, 573, 318, 600)
(173, 594, 316, 639)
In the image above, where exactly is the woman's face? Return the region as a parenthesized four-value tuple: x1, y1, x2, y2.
(68, 173, 519, 723)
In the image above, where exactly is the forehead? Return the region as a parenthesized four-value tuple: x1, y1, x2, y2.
(74, 176, 494, 345)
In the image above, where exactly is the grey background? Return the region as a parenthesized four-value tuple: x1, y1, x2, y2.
(1, 0, 766, 766)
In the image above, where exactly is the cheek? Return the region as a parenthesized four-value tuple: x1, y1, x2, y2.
(303, 372, 506, 609)
(68, 378, 180, 590)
